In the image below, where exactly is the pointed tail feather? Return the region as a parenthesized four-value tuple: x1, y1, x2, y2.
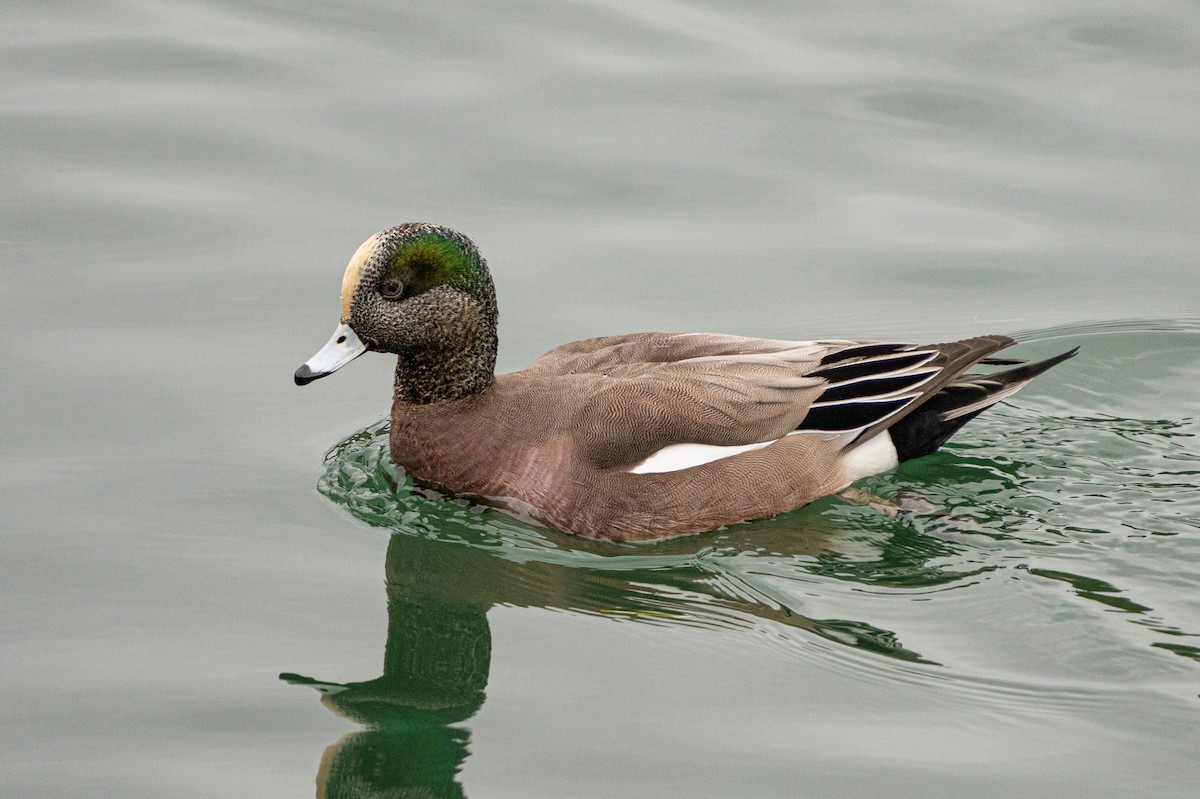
(835, 335, 1015, 448)
(888, 346, 1079, 462)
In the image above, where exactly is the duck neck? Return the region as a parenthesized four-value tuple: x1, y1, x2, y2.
(393, 328, 497, 405)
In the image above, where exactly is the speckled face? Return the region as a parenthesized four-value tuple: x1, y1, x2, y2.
(341, 223, 497, 352)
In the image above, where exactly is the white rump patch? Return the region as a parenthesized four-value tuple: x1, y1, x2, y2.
(841, 431, 900, 483)
(627, 438, 784, 474)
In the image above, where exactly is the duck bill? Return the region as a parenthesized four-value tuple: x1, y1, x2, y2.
(295, 323, 368, 385)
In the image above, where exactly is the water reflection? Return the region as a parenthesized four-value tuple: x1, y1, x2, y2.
(282, 533, 493, 798)
(282, 512, 945, 795)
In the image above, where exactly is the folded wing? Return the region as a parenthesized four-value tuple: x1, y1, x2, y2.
(529, 332, 1024, 471)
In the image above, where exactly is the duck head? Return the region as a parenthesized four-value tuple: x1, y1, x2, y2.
(295, 224, 498, 403)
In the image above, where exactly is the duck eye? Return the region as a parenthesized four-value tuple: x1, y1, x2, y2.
(380, 279, 404, 300)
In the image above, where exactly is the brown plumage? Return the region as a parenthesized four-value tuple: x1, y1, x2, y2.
(296, 224, 1078, 541)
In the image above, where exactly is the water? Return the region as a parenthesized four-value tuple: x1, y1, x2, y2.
(3, 1, 1198, 796)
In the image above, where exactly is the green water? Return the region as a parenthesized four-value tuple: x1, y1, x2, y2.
(3, 1, 1199, 797)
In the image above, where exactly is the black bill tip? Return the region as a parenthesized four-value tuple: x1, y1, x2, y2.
(294, 364, 323, 386)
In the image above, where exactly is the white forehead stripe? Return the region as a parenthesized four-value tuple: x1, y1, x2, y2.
(341, 232, 383, 320)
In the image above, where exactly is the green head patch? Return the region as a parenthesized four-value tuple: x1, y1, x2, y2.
(383, 231, 484, 301)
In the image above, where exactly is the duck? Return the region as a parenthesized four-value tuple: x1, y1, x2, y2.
(296, 223, 1077, 541)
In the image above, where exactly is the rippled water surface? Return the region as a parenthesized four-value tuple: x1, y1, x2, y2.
(4, 1, 1199, 797)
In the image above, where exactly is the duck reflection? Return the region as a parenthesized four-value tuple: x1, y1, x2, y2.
(281, 533, 496, 799)
(282, 503, 959, 797)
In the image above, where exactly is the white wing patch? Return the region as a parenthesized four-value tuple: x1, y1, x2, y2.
(628, 434, 794, 474)
(628, 429, 901, 480)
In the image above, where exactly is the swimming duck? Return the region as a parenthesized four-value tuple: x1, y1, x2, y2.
(296, 223, 1076, 541)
